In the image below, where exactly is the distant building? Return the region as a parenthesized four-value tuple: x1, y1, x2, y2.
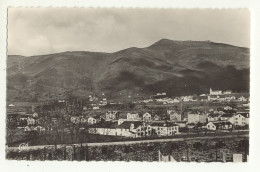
(127, 113, 141, 121)
(143, 112, 152, 122)
(88, 117, 97, 125)
(167, 110, 182, 121)
(105, 111, 119, 121)
(220, 113, 234, 122)
(223, 90, 232, 94)
(209, 88, 222, 95)
(187, 111, 207, 124)
(207, 113, 221, 122)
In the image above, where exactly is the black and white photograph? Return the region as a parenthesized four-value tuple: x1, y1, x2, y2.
(5, 8, 250, 162)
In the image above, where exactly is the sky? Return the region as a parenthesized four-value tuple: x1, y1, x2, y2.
(8, 8, 250, 56)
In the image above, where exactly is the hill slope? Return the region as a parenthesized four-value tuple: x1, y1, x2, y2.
(7, 39, 250, 101)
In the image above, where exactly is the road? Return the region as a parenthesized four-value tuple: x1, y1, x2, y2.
(6, 132, 249, 152)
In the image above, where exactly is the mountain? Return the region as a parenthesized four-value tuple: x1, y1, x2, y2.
(7, 39, 250, 101)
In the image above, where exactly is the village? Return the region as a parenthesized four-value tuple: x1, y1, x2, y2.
(6, 88, 249, 147)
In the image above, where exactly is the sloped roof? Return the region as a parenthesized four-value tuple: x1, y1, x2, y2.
(221, 113, 234, 118)
(208, 113, 220, 118)
(150, 122, 177, 127)
(236, 112, 249, 118)
(211, 121, 232, 127)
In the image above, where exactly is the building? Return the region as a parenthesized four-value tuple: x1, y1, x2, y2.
(167, 110, 182, 121)
(151, 122, 179, 136)
(127, 113, 141, 121)
(233, 112, 249, 126)
(88, 121, 151, 138)
(187, 111, 207, 124)
(153, 114, 161, 121)
(88, 117, 97, 125)
(27, 117, 36, 126)
(220, 113, 234, 122)
(105, 111, 119, 121)
(143, 112, 152, 122)
(71, 116, 80, 124)
(206, 121, 233, 130)
(207, 113, 221, 122)
(210, 88, 222, 95)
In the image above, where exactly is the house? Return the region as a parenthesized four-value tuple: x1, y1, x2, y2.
(187, 111, 207, 124)
(153, 114, 161, 121)
(207, 113, 221, 122)
(206, 121, 233, 130)
(27, 117, 36, 126)
(143, 112, 152, 122)
(80, 117, 88, 123)
(32, 112, 39, 118)
(233, 112, 249, 126)
(134, 122, 153, 137)
(105, 111, 119, 121)
(220, 113, 234, 122)
(173, 98, 180, 103)
(33, 125, 46, 132)
(71, 116, 80, 124)
(24, 126, 32, 132)
(151, 122, 179, 136)
(88, 116, 99, 125)
(126, 113, 141, 121)
(167, 110, 182, 121)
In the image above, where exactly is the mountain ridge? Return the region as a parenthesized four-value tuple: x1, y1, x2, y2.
(7, 39, 250, 101)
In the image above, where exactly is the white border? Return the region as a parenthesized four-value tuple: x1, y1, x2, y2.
(1, 1, 260, 172)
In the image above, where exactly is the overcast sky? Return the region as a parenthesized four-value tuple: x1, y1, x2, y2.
(8, 8, 250, 56)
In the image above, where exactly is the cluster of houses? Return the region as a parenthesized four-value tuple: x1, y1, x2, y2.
(17, 112, 46, 132)
(87, 111, 180, 138)
(139, 88, 249, 105)
(85, 105, 249, 138)
(187, 107, 249, 131)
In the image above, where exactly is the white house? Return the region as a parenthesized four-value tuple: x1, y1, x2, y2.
(87, 117, 97, 125)
(206, 121, 233, 131)
(233, 112, 249, 126)
(32, 112, 39, 118)
(143, 112, 152, 122)
(27, 117, 36, 126)
(127, 113, 141, 121)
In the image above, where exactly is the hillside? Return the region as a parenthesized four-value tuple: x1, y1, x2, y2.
(7, 39, 250, 101)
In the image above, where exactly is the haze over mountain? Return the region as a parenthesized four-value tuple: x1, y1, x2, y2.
(7, 39, 250, 101)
